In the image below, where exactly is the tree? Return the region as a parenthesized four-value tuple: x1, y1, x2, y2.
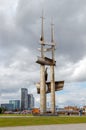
(0, 107, 2, 114)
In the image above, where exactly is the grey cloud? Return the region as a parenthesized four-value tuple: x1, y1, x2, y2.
(0, 0, 86, 62)
(41, 0, 86, 62)
(0, 0, 86, 105)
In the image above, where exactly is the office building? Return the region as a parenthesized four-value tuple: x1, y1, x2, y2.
(28, 94, 34, 109)
(1, 104, 13, 111)
(9, 100, 20, 110)
(21, 88, 28, 110)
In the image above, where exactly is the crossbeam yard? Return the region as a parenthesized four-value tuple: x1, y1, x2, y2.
(36, 56, 56, 66)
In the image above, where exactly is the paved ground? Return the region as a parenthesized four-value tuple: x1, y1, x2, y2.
(0, 124, 86, 130)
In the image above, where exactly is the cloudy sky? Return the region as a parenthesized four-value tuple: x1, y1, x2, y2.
(0, 0, 86, 108)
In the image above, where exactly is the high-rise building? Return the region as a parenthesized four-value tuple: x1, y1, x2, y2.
(21, 88, 28, 110)
(9, 100, 20, 110)
(28, 94, 34, 109)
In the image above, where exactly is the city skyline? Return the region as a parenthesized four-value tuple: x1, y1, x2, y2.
(0, 0, 86, 108)
(0, 88, 34, 111)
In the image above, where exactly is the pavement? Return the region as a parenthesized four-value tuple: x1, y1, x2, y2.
(0, 124, 86, 130)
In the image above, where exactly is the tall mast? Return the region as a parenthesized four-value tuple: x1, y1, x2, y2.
(50, 19, 55, 114)
(51, 19, 54, 43)
(40, 11, 45, 58)
(40, 11, 46, 114)
(36, 13, 64, 115)
(51, 20, 55, 60)
(40, 11, 44, 43)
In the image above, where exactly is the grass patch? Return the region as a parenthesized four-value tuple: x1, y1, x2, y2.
(0, 116, 86, 127)
(0, 114, 32, 116)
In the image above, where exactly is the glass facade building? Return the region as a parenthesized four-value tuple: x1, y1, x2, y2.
(1, 104, 13, 111)
(9, 100, 20, 110)
(28, 94, 34, 109)
(21, 88, 28, 110)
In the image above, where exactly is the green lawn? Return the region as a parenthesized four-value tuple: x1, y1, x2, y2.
(0, 116, 86, 127)
(0, 114, 32, 116)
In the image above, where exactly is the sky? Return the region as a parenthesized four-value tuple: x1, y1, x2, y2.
(0, 0, 86, 108)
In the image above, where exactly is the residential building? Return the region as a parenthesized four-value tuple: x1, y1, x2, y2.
(83, 106, 86, 114)
(64, 106, 79, 111)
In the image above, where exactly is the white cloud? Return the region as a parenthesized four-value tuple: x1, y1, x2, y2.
(55, 82, 86, 107)
(71, 57, 86, 81)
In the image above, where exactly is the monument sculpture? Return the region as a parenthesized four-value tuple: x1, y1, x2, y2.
(36, 13, 64, 114)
